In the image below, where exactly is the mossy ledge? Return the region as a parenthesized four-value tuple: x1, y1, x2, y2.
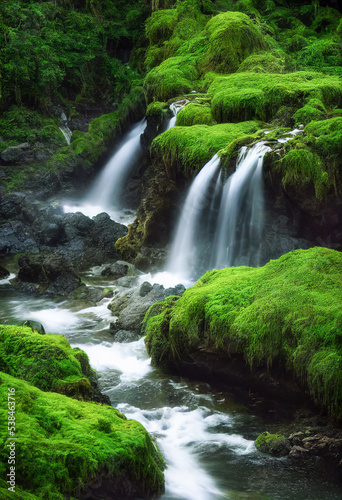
(0, 372, 165, 500)
(143, 247, 342, 419)
(0, 325, 106, 403)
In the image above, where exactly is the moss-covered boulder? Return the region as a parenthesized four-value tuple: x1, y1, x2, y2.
(0, 325, 106, 403)
(143, 247, 342, 419)
(0, 372, 165, 499)
(202, 11, 267, 73)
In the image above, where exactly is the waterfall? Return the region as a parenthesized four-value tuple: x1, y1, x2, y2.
(59, 112, 72, 145)
(166, 154, 221, 280)
(211, 141, 271, 269)
(86, 119, 146, 210)
(166, 100, 189, 130)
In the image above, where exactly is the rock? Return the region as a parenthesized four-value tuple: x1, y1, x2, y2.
(113, 330, 141, 343)
(108, 281, 185, 332)
(0, 142, 31, 163)
(289, 445, 310, 461)
(22, 320, 46, 335)
(0, 266, 10, 279)
(139, 281, 153, 297)
(101, 261, 132, 279)
(16, 253, 81, 297)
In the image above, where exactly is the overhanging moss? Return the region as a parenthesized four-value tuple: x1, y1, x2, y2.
(143, 247, 342, 419)
(0, 372, 165, 499)
(150, 120, 260, 174)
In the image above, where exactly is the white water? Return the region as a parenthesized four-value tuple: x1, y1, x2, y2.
(86, 119, 146, 210)
(59, 112, 72, 145)
(166, 154, 221, 280)
(166, 100, 189, 129)
(212, 142, 271, 269)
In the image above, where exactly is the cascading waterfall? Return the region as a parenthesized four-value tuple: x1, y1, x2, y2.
(211, 141, 271, 269)
(59, 112, 72, 145)
(166, 154, 221, 281)
(86, 119, 146, 210)
(166, 100, 189, 130)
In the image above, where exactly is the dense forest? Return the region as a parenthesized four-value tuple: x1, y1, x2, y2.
(1, 0, 342, 498)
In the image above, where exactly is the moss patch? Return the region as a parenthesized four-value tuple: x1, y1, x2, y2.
(176, 102, 216, 126)
(208, 71, 342, 123)
(150, 120, 260, 175)
(0, 372, 165, 499)
(0, 325, 98, 401)
(143, 247, 342, 419)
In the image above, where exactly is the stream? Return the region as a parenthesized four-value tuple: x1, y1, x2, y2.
(1, 271, 342, 500)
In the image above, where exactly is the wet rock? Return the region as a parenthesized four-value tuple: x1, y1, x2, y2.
(22, 320, 46, 335)
(109, 281, 185, 332)
(113, 330, 141, 343)
(100, 260, 138, 279)
(0, 266, 10, 279)
(289, 445, 310, 461)
(15, 253, 81, 297)
(139, 281, 153, 297)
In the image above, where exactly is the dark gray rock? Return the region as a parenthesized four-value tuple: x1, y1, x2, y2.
(0, 266, 10, 279)
(139, 281, 153, 297)
(22, 320, 46, 335)
(113, 330, 141, 343)
(108, 281, 185, 332)
(0, 142, 31, 163)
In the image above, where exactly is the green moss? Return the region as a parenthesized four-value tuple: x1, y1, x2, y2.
(277, 148, 330, 200)
(208, 71, 342, 123)
(146, 9, 178, 45)
(237, 51, 285, 73)
(176, 102, 216, 126)
(305, 117, 342, 162)
(150, 121, 260, 174)
(0, 325, 97, 401)
(0, 372, 165, 499)
(202, 11, 267, 73)
(292, 98, 327, 126)
(255, 432, 286, 450)
(143, 55, 199, 103)
(143, 247, 342, 418)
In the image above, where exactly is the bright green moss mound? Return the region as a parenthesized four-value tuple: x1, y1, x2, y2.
(150, 121, 260, 173)
(143, 56, 199, 103)
(0, 372, 165, 499)
(208, 71, 342, 123)
(237, 52, 285, 74)
(0, 325, 96, 400)
(306, 117, 342, 162)
(146, 9, 178, 45)
(176, 102, 216, 126)
(144, 248, 342, 418)
(203, 11, 267, 73)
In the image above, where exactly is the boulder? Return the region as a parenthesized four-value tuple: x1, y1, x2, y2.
(0, 142, 31, 164)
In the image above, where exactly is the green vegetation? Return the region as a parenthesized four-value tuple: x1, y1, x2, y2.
(0, 325, 98, 400)
(150, 121, 260, 174)
(176, 102, 216, 126)
(0, 372, 165, 499)
(208, 71, 342, 123)
(143, 248, 342, 419)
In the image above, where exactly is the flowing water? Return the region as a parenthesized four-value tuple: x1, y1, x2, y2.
(1, 274, 342, 500)
(166, 100, 189, 130)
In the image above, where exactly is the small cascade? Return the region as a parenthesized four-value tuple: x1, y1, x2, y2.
(211, 141, 271, 269)
(166, 154, 221, 280)
(166, 99, 189, 130)
(86, 119, 146, 210)
(59, 112, 72, 145)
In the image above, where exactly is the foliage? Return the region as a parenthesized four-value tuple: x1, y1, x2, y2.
(0, 371, 165, 499)
(143, 247, 342, 419)
(176, 102, 216, 126)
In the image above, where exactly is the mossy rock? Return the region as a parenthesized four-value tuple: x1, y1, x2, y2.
(143, 55, 199, 103)
(146, 9, 178, 45)
(176, 102, 216, 126)
(0, 325, 99, 401)
(0, 372, 165, 499)
(150, 120, 260, 175)
(208, 71, 342, 123)
(237, 51, 285, 73)
(292, 98, 327, 126)
(255, 432, 290, 457)
(143, 247, 342, 419)
(202, 11, 267, 73)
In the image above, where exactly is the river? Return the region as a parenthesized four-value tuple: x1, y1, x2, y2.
(1, 270, 342, 500)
